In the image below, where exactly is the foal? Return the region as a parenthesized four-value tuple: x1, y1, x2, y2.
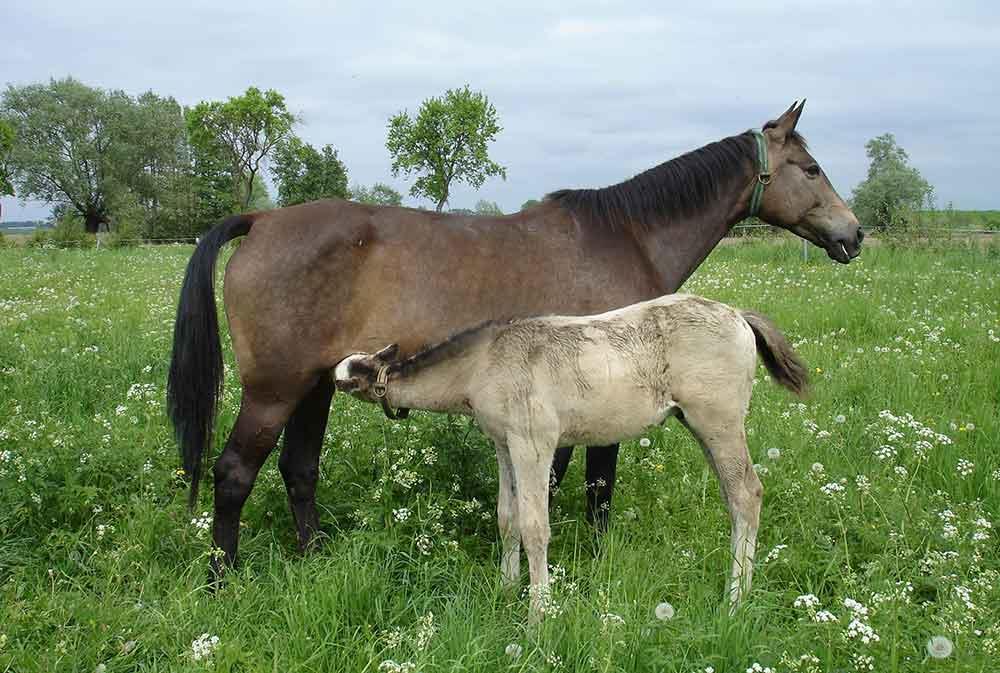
(335, 294, 807, 619)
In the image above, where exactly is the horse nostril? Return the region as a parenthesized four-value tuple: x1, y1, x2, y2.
(857, 228, 865, 243)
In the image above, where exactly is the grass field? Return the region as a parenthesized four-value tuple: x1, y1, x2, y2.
(0, 240, 998, 672)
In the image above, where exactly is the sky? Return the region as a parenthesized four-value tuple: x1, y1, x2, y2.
(2, 0, 997, 221)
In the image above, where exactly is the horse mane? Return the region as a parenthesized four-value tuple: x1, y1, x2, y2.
(389, 319, 507, 378)
(545, 128, 806, 231)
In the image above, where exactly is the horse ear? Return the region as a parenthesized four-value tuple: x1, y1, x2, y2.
(375, 343, 399, 362)
(766, 99, 806, 142)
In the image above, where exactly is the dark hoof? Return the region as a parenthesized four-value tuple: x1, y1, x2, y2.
(298, 531, 331, 555)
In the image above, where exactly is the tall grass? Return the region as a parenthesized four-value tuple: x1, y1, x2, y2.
(0, 241, 997, 671)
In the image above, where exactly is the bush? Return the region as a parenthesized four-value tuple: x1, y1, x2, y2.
(27, 216, 95, 249)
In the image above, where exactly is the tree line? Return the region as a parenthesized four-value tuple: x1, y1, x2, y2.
(0, 79, 511, 239)
(0, 77, 938, 239)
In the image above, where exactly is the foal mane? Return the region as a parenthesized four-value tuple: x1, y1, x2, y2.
(390, 319, 507, 378)
(545, 129, 805, 232)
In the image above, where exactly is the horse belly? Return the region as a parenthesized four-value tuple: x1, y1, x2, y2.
(556, 388, 676, 447)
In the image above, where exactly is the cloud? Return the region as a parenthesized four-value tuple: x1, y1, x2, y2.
(2, 0, 998, 221)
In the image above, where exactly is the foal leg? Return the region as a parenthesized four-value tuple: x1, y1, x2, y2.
(494, 439, 521, 586)
(680, 406, 761, 610)
(585, 443, 620, 531)
(211, 389, 300, 580)
(278, 377, 335, 552)
(508, 430, 557, 623)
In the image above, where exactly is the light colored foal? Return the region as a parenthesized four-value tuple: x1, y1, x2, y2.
(335, 294, 807, 620)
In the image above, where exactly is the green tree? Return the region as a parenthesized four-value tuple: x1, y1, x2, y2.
(851, 133, 933, 231)
(520, 198, 541, 210)
(186, 87, 295, 211)
(350, 182, 403, 207)
(108, 91, 190, 237)
(2, 78, 123, 232)
(386, 85, 506, 212)
(248, 174, 274, 211)
(0, 118, 14, 220)
(272, 136, 349, 207)
(474, 199, 503, 216)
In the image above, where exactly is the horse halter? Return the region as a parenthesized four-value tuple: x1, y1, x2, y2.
(372, 365, 409, 420)
(748, 129, 771, 218)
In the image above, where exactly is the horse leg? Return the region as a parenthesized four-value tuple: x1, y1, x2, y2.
(585, 443, 620, 531)
(210, 389, 300, 580)
(278, 377, 335, 552)
(549, 446, 573, 493)
(679, 404, 760, 611)
(493, 438, 521, 587)
(508, 429, 557, 623)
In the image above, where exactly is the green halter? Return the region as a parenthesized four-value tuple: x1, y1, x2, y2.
(748, 129, 771, 218)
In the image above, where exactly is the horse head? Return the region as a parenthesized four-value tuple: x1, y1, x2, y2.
(755, 100, 863, 263)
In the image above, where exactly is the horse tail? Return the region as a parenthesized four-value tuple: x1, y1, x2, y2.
(167, 214, 254, 509)
(741, 310, 809, 398)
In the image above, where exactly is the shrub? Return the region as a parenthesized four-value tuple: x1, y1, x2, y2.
(28, 215, 95, 249)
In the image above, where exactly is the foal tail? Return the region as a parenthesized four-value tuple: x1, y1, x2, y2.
(741, 311, 809, 397)
(167, 214, 254, 509)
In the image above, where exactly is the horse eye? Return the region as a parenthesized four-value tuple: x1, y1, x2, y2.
(805, 164, 821, 178)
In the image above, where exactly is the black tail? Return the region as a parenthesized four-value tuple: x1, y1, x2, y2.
(167, 214, 253, 509)
(741, 311, 809, 398)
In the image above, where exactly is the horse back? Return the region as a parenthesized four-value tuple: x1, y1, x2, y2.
(223, 199, 665, 376)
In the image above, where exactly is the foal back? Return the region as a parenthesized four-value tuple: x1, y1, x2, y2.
(474, 295, 759, 447)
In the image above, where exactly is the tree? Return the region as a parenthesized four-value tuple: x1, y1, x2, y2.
(186, 87, 295, 211)
(1, 78, 124, 232)
(386, 85, 506, 212)
(272, 136, 349, 207)
(0, 118, 13, 219)
(350, 182, 403, 207)
(851, 133, 933, 231)
(520, 198, 541, 210)
(474, 199, 503, 216)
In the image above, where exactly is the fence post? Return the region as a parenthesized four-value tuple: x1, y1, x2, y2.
(802, 238, 808, 262)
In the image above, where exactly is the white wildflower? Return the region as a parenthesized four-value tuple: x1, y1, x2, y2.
(813, 610, 838, 623)
(793, 594, 820, 609)
(190, 633, 220, 661)
(654, 601, 675, 620)
(392, 508, 411, 523)
(926, 635, 953, 659)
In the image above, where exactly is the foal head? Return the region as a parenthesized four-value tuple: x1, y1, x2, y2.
(333, 343, 399, 401)
(756, 101, 863, 264)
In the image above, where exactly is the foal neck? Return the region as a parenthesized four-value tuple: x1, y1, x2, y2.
(385, 328, 494, 414)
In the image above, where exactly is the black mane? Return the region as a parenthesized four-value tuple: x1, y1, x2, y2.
(546, 130, 762, 231)
(390, 319, 506, 378)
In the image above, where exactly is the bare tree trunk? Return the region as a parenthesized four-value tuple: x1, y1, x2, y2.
(83, 211, 103, 234)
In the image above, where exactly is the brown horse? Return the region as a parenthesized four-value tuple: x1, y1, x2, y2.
(167, 101, 861, 574)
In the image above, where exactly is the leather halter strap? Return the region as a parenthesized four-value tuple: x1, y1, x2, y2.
(372, 365, 409, 420)
(748, 129, 771, 218)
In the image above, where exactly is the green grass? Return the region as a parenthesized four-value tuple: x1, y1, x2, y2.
(917, 210, 1000, 231)
(0, 241, 998, 672)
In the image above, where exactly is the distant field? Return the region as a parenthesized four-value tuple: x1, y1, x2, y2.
(918, 210, 1000, 231)
(0, 241, 997, 672)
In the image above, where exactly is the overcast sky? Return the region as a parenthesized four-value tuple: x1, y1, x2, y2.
(3, 0, 997, 221)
